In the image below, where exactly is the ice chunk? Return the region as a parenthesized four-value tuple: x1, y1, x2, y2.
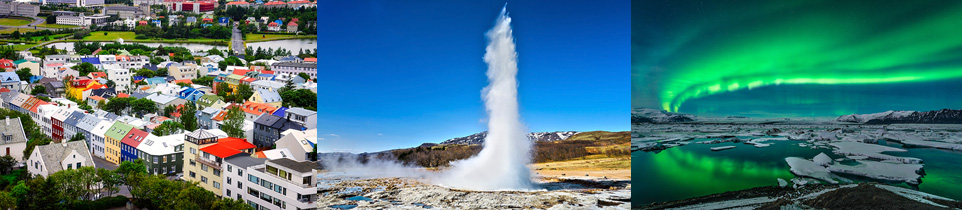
(827, 160, 923, 185)
(777, 178, 788, 187)
(711, 146, 736, 151)
(882, 133, 962, 151)
(813, 152, 833, 167)
(785, 157, 839, 184)
(829, 142, 922, 164)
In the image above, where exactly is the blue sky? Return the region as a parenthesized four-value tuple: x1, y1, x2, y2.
(316, 0, 629, 153)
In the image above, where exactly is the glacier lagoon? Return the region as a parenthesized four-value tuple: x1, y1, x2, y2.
(631, 123, 962, 205)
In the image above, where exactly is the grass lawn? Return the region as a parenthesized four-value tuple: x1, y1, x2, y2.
(36, 23, 80, 29)
(0, 18, 31, 26)
(83, 31, 138, 41)
(11, 43, 39, 51)
(0, 28, 39, 34)
(245, 33, 316, 42)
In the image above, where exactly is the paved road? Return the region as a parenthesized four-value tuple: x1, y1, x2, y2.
(231, 25, 245, 55)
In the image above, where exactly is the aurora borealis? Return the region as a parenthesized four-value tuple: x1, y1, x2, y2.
(633, 0, 962, 116)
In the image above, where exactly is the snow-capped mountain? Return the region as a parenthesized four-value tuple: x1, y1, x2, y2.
(439, 131, 579, 145)
(631, 108, 694, 124)
(836, 109, 962, 124)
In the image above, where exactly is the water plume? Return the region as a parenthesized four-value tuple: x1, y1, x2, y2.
(438, 5, 535, 191)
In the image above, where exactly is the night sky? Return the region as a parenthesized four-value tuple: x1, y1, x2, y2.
(633, 0, 962, 117)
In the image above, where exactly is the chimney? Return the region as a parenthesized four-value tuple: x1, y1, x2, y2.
(5, 116, 8, 126)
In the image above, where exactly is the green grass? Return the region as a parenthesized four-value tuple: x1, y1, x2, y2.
(83, 31, 138, 41)
(36, 23, 80, 29)
(0, 28, 38, 34)
(11, 43, 39, 51)
(245, 33, 316, 42)
(0, 18, 31, 26)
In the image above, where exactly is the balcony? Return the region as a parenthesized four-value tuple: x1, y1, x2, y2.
(194, 154, 221, 170)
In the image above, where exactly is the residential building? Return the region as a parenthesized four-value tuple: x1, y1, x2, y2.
(249, 89, 282, 107)
(26, 141, 95, 178)
(139, 134, 185, 175)
(106, 67, 132, 93)
(0, 117, 28, 160)
(13, 59, 40, 76)
(169, 63, 198, 80)
(197, 94, 226, 109)
(120, 128, 148, 163)
(178, 87, 205, 101)
(104, 5, 146, 19)
(198, 107, 219, 130)
(0, 72, 20, 92)
(50, 108, 72, 142)
(241, 101, 278, 121)
(76, 114, 105, 158)
(274, 129, 315, 162)
(270, 62, 316, 80)
(62, 110, 85, 143)
(228, 158, 318, 210)
(267, 21, 280, 31)
(286, 21, 297, 33)
(184, 129, 255, 196)
(283, 107, 316, 129)
(56, 12, 109, 26)
(104, 122, 134, 165)
(44, 0, 104, 7)
(252, 114, 305, 147)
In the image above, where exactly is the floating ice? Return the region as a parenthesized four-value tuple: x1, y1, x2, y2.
(827, 160, 923, 185)
(829, 142, 922, 164)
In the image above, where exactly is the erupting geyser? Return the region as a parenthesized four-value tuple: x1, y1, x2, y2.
(439, 5, 535, 191)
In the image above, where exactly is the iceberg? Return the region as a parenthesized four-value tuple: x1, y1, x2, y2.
(827, 160, 923, 185)
(829, 142, 922, 164)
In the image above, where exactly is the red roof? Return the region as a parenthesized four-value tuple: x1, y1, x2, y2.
(242, 101, 277, 115)
(211, 110, 228, 121)
(303, 58, 316, 62)
(267, 22, 279, 27)
(0, 88, 9, 92)
(117, 92, 130, 98)
(255, 151, 266, 158)
(241, 77, 256, 82)
(288, 0, 308, 3)
(173, 79, 193, 84)
(287, 21, 297, 26)
(88, 72, 107, 78)
(264, 1, 285, 5)
(199, 137, 256, 158)
(88, 95, 105, 101)
(232, 69, 251, 75)
(259, 70, 274, 74)
(226, 1, 248, 4)
(121, 128, 148, 148)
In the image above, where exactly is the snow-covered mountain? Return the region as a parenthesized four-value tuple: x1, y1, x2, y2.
(631, 108, 694, 124)
(439, 131, 579, 145)
(836, 109, 962, 124)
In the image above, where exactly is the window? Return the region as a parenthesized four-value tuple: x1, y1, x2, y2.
(226, 190, 231, 197)
(227, 165, 232, 172)
(238, 169, 243, 176)
(153, 157, 158, 164)
(266, 165, 278, 176)
(201, 164, 208, 172)
(227, 177, 231, 184)
(238, 182, 242, 189)
(213, 181, 220, 189)
(201, 176, 207, 183)
(190, 148, 196, 154)
(190, 160, 195, 166)
(214, 169, 220, 176)
(76, 163, 81, 168)
(248, 187, 259, 196)
(189, 171, 196, 178)
(248, 175, 258, 184)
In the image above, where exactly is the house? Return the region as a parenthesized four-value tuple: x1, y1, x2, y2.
(197, 94, 226, 109)
(37, 78, 66, 97)
(50, 108, 73, 142)
(26, 141, 95, 178)
(284, 107, 316, 129)
(183, 129, 255, 196)
(201, 55, 224, 63)
(119, 127, 148, 163)
(197, 107, 219, 130)
(267, 21, 280, 31)
(87, 72, 107, 79)
(0, 117, 28, 160)
(139, 134, 185, 175)
(271, 62, 316, 80)
(177, 87, 205, 101)
(248, 89, 282, 107)
(249, 80, 285, 92)
(168, 63, 198, 80)
(185, 16, 197, 25)
(77, 115, 108, 158)
(263, 1, 286, 8)
(0, 59, 14, 71)
(144, 77, 168, 87)
(62, 111, 85, 143)
(252, 114, 305, 147)
(0, 72, 21, 92)
(303, 57, 316, 63)
(144, 93, 180, 112)
(66, 79, 103, 101)
(224, 157, 317, 209)
(104, 121, 134, 165)
(106, 67, 131, 93)
(87, 96, 106, 107)
(286, 21, 297, 33)
(274, 128, 315, 161)
(79, 57, 103, 69)
(14, 59, 40, 76)
(241, 101, 278, 121)
(225, 1, 249, 7)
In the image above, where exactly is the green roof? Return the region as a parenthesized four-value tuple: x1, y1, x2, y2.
(104, 121, 134, 141)
(13, 59, 31, 65)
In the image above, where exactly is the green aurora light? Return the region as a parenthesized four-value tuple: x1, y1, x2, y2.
(633, 0, 962, 112)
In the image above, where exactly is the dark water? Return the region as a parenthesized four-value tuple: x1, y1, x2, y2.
(878, 140, 962, 201)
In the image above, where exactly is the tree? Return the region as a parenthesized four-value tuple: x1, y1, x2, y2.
(71, 62, 99, 76)
(18, 176, 58, 210)
(162, 105, 177, 118)
(10, 181, 27, 207)
(298, 72, 310, 80)
(30, 85, 46, 95)
(0, 156, 15, 175)
(207, 48, 223, 56)
(192, 76, 214, 86)
(0, 191, 14, 210)
(152, 120, 183, 136)
(216, 82, 232, 96)
(15, 68, 31, 82)
(156, 67, 168, 77)
(180, 101, 198, 131)
(280, 89, 316, 111)
(136, 68, 155, 78)
(222, 106, 245, 138)
(116, 159, 147, 199)
(97, 168, 120, 197)
(70, 133, 85, 142)
(104, 80, 116, 89)
(103, 97, 133, 115)
(235, 84, 253, 102)
(131, 98, 157, 116)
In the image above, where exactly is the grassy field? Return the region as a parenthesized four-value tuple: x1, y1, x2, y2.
(36, 23, 79, 29)
(0, 18, 31, 26)
(82, 31, 138, 41)
(532, 156, 631, 180)
(245, 33, 316, 42)
(11, 43, 39, 51)
(0, 28, 39, 34)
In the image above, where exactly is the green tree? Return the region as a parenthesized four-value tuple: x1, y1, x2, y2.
(156, 67, 168, 77)
(116, 159, 147, 199)
(207, 48, 223, 56)
(176, 82, 190, 87)
(30, 85, 46, 95)
(192, 76, 214, 86)
(0, 155, 15, 175)
(131, 98, 158, 116)
(180, 101, 198, 131)
(71, 62, 99, 76)
(0, 191, 14, 210)
(152, 120, 183, 136)
(235, 84, 254, 102)
(19, 176, 58, 210)
(15, 68, 31, 82)
(104, 97, 133, 115)
(70, 133, 85, 142)
(222, 106, 245, 138)
(136, 68, 156, 78)
(97, 168, 120, 197)
(162, 105, 177, 118)
(298, 72, 310, 80)
(10, 180, 27, 207)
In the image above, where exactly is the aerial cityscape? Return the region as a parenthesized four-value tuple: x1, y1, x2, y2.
(0, 0, 318, 209)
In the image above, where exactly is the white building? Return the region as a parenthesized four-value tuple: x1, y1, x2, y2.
(274, 129, 315, 162)
(27, 141, 95, 178)
(106, 66, 132, 93)
(89, 120, 112, 158)
(44, 0, 104, 7)
(56, 13, 109, 26)
(223, 156, 318, 210)
(0, 117, 28, 161)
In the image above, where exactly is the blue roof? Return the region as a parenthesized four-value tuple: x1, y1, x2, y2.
(80, 57, 101, 65)
(132, 76, 146, 81)
(274, 20, 283, 24)
(258, 73, 273, 78)
(29, 76, 43, 83)
(145, 77, 167, 85)
(272, 107, 289, 117)
(0, 72, 18, 82)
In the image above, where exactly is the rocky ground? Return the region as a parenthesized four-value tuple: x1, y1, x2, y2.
(317, 177, 631, 209)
